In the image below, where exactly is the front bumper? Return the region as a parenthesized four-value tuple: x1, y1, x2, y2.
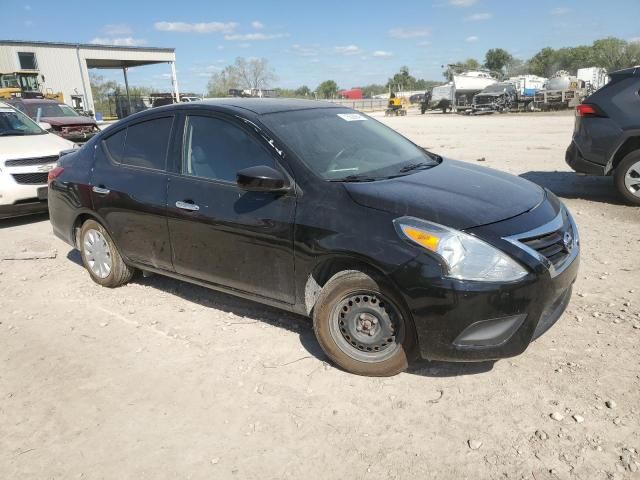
(0, 171, 49, 218)
(391, 199, 580, 362)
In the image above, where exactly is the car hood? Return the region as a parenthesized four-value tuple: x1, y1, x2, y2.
(343, 158, 545, 230)
(0, 132, 75, 161)
(42, 116, 97, 127)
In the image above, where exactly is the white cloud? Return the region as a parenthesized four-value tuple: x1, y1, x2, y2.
(465, 12, 492, 21)
(102, 23, 133, 36)
(334, 45, 362, 55)
(388, 27, 431, 38)
(448, 0, 477, 6)
(224, 32, 289, 41)
(372, 50, 393, 57)
(630, 37, 640, 43)
(154, 21, 238, 34)
(551, 7, 570, 15)
(251, 20, 264, 29)
(417, 40, 431, 46)
(291, 44, 319, 57)
(466, 35, 479, 42)
(90, 37, 147, 46)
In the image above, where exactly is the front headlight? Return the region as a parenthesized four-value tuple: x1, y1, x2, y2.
(394, 216, 528, 282)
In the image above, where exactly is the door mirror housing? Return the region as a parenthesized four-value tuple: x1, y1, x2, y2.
(236, 165, 288, 192)
(38, 121, 52, 131)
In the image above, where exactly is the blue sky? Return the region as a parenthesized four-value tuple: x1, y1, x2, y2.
(7, 0, 640, 94)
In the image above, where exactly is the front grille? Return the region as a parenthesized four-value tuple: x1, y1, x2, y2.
(12, 172, 49, 185)
(504, 208, 579, 278)
(5, 155, 58, 167)
(520, 230, 570, 269)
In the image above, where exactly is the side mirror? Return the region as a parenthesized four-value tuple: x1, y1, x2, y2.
(38, 121, 52, 131)
(236, 165, 288, 192)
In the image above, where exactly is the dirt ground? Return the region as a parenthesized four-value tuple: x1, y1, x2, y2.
(1, 110, 639, 480)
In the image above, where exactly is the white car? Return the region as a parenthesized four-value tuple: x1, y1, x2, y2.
(0, 101, 76, 219)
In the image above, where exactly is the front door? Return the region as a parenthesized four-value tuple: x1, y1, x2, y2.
(166, 113, 296, 304)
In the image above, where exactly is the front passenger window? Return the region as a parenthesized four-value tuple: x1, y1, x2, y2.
(183, 115, 275, 182)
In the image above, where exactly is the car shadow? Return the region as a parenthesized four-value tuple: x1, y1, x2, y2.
(519, 171, 626, 205)
(0, 212, 49, 228)
(65, 248, 496, 378)
(407, 359, 495, 377)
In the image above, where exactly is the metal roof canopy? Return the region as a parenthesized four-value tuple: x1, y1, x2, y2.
(85, 58, 171, 69)
(0, 40, 179, 117)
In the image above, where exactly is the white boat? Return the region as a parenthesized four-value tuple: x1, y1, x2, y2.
(453, 71, 497, 93)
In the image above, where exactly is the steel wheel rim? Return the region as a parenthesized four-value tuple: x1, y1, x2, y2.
(329, 291, 404, 363)
(83, 229, 112, 279)
(624, 160, 640, 197)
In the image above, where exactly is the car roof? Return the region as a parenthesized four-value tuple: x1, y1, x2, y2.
(187, 98, 341, 115)
(609, 66, 640, 78)
(16, 98, 62, 105)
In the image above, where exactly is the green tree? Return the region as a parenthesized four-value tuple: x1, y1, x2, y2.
(360, 84, 386, 97)
(294, 85, 311, 97)
(528, 47, 557, 77)
(386, 66, 417, 91)
(484, 48, 513, 73)
(316, 80, 338, 99)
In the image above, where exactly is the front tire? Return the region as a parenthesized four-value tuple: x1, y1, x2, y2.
(80, 219, 134, 287)
(313, 271, 417, 376)
(614, 150, 640, 205)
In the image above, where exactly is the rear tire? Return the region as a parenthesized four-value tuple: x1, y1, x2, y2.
(80, 219, 134, 288)
(313, 270, 418, 376)
(614, 150, 640, 206)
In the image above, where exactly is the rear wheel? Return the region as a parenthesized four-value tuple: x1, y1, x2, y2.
(614, 150, 640, 205)
(313, 271, 417, 376)
(80, 219, 134, 287)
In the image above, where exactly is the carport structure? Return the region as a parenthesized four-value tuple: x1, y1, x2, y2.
(0, 40, 179, 115)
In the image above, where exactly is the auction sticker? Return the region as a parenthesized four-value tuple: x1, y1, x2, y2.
(337, 113, 367, 122)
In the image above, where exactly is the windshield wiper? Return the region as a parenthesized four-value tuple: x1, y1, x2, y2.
(330, 174, 381, 183)
(397, 162, 434, 173)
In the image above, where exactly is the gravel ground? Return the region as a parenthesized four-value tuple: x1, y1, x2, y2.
(1, 110, 639, 480)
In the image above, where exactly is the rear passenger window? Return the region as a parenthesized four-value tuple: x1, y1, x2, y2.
(182, 115, 274, 182)
(103, 128, 126, 163)
(122, 117, 173, 170)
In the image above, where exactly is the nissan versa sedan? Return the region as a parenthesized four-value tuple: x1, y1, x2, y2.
(48, 99, 580, 376)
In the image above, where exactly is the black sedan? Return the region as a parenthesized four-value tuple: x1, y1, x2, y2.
(48, 99, 579, 376)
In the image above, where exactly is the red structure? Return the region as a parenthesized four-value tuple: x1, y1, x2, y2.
(338, 88, 363, 100)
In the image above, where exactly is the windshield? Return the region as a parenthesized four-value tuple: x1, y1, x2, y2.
(0, 107, 45, 136)
(26, 102, 79, 118)
(483, 83, 510, 93)
(19, 74, 39, 91)
(261, 108, 439, 181)
(1, 74, 20, 89)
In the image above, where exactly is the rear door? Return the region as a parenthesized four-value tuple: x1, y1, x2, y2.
(90, 114, 175, 271)
(166, 112, 296, 304)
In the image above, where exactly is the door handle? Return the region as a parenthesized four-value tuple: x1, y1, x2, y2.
(92, 186, 110, 195)
(175, 200, 200, 212)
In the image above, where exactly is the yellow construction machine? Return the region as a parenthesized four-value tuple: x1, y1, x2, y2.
(0, 71, 63, 102)
(384, 92, 408, 116)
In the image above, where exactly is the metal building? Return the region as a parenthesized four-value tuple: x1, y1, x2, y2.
(0, 40, 178, 115)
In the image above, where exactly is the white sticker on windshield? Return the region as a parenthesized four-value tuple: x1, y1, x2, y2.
(337, 113, 367, 122)
(0, 108, 15, 113)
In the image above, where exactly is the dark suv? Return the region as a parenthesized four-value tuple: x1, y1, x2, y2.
(566, 66, 640, 204)
(48, 99, 579, 376)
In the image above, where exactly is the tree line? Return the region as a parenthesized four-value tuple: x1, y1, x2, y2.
(448, 37, 640, 79)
